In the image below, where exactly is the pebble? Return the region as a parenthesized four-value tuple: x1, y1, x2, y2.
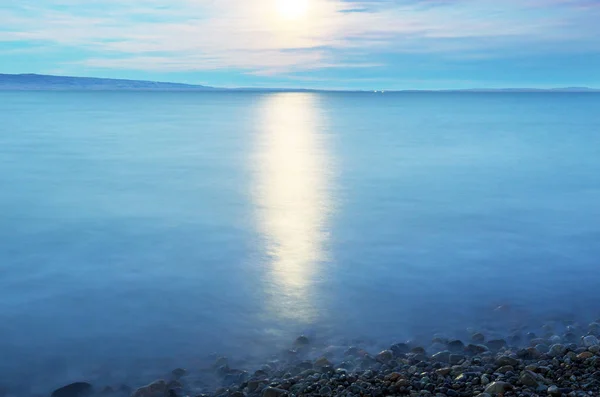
(50, 383, 94, 397)
(548, 385, 561, 397)
(375, 350, 393, 363)
(549, 344, 566, 357)
(294, 335, 310, 346)
(583, 335, 599, 347)
(131, 380, 167, 397)
(484, 381, 513, 394)
(262, 386, 288, 397)
(519, 370, 539, 387)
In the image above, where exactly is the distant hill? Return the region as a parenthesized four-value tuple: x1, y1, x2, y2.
(0, 73, 598, 92)
(0, 73, 218, 91)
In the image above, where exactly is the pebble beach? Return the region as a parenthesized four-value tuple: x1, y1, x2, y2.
(47, 319, 600, 397)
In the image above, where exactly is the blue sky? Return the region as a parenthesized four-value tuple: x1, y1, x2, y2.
(1, 0, 599, 89)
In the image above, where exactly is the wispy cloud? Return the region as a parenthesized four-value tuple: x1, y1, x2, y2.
(1, 0, 599, 76)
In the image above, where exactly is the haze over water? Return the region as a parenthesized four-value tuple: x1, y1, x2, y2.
(1, 91, 600, 393)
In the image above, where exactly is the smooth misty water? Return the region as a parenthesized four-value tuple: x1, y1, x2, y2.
(1, 91, 600, 393)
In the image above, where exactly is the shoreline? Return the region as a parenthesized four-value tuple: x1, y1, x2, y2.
(47, 320, 600, 397)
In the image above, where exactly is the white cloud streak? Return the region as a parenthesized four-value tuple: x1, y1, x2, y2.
(1, 0, 599, 74)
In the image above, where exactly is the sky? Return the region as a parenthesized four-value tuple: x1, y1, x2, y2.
(1, 0, 600, 90)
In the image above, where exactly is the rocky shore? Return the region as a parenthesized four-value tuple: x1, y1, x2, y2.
(49, 320, 600, 397)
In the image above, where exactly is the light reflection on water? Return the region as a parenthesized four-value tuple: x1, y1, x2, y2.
(253, 93, 334, 323)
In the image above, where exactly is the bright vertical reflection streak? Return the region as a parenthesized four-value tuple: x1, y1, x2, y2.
(254, 93, 333, 323)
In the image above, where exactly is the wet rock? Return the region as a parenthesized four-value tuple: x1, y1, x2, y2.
(583, 335, 599, 347)
(314, 357, 331, 367)
(486, 339, 507, 351)
(472, 333, 485, 343)
(131, 380, 167, 397)
(497, 365, 514, 374)
(212, 357, 228, 368)
(411, 346, 426, 354)
(431, 351, 451, 363)
(390, 343, 410, 355)
(549, 344, 566, 357)
(51, 383, 93, 397)
(318, 385, 332, 396)
(375, 350, 393, 363)
(447, 340, 465, 352)
(262, 386, 288, 397)
(466, 344, 489, 355)
(171, 368, 186, 379)
(449, 354, 465, 365)
(294, 335, 310, 346)
(519, 370, 539, 387)
(577, 351, 594, 360)
(484, 381, 513, 394)
(548, 385, 561, 397)
(496, 356, 519, 367)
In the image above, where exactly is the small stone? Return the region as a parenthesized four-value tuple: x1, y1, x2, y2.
(497, 365, 514, 374)
(171, 368, 186, 379)
(578, 351, 594, 360)
(496, 356, 519, 367)
(318, 386, 332, 396)
(131, 380, 167, 397)
(475, 394, 492, 397)
(376, 350, 393, 363)
(583, 335, 599, 347)
(548, 385, 561, 397)
(314, 357, 331, 367)
(390, 343, 410, 355)
(472, 333, 485, 343)
(295, 335, 310, 346)
(449, 354, 465, 365)
(431, 351, 451, 363)
(262, 387, 288, 397)
(519, 370, 539, 387)
(549, 344, 566, 357)
(51, 383, 94, 397)
(436, 368, 451, 376)
(447, 340, 465, 352)
(486, 339, 507, 351)
(466, 344, 489, 355)
(484, 381, 513, 394)
(480, 375, 490, 385)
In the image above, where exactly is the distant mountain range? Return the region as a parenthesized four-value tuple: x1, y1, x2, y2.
(1, 73, 599, 92)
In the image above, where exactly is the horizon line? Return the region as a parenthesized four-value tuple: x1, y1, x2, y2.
(1, 73, 599, 93)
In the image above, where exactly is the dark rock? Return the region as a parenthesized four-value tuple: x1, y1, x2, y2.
(519, 370, 539, 387)
(486, 339, 507, 351)
(496, 356, 519, 367)
(447, 340, 465, 352)
(484, 381, 513, 394)
(262, 386, 287, 397)
(390, 343, 410, 356)
(294, 336, 310, 346)
(171, 368, 186, 379)
(471, 333, 485, 343)
(51, 383, 93, 397)
(432, 351, 451, 363)
(376, 350, 393, 363)
(131, 380, 167, 397)
(449, 354, 465, 365)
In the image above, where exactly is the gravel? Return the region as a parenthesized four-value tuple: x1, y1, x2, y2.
(43, 320, 600, 397)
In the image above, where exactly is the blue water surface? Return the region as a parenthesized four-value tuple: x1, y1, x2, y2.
(1, 91, 600, 393)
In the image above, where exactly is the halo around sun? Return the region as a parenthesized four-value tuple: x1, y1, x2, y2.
(276, 0, 309, 20)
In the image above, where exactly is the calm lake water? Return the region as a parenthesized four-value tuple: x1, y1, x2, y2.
(1, 91, 600, 393)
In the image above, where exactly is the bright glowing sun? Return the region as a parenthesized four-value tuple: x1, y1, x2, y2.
(276, 0, 309, 20)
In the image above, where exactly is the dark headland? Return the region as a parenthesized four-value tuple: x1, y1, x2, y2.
(1, 73, 599, 92)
